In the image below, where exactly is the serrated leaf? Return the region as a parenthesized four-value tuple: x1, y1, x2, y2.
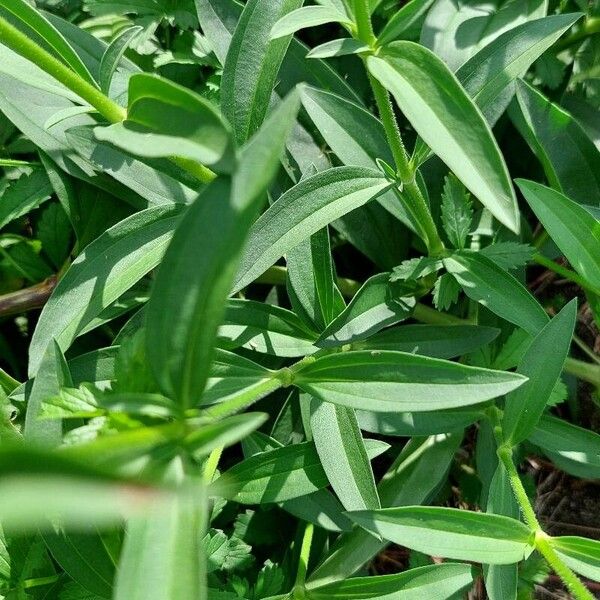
(441, 174, 472, 249)
(433, 273, 461, 311)
(480, 242, 534, 270)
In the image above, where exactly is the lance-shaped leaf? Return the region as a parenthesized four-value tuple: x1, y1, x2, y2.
(377, 0, 435, 46)
(444, 251, 549, 336)
(146, 93, 299, 408)
(456, 13, 582, 125)
(307, 563, 473, 599)
(353, 324, 499, 358)
(308, 434, 462, 587)
(218, 299, 318, 356)
(310, 400, 380, 511)
(517, 180, 600, 292)
(221, 0, 302, 144)
(307, 38, 368, 58)
(367, 42, 519, 232)
(200, 349, 281, 410)
(29, 206, 181, 376)
(503, 300, 577, 446)
(95, 74, 235, 171)
(0, 0, 95, 85)
(530, 415, 600, 480)
(294, 350, 527, 412)
(511, 80, 600, 207)
(551, 537, 600, 582)
(316, 274, 415, 347)
(99, 25, 142, 94)
(213, 438, 387, 504)
(349, 506, 534, 564)
(114, 457, 206, 600)
(233, 167, 391, 292)
(357, 406, 483, 437)
(271, 6, 351, 39)
(420, 0, 546, 71)
(287, 226, 345, 331)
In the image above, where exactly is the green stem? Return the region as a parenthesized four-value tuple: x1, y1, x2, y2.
(497, 445, 540, 531)
(0, 16, 125, 123)
(368, 73, 444, 256)
(294, 522, 314, 596)
(565, 357, 600, 388)
(353, 0, 376, 46)
(0, 159, 41, 168)
(536, 534, 595, 600)
(534, 253, 600, 297)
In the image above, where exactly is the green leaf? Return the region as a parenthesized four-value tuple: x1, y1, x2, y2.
(185, 413, 268, 459)
(213, 441, 330, 504)
(433, 273, 461, 311)
(456, 14, 582, 125)
(516, 180, 600, 291)
(287, 226, 345, 331)
(307, 38, 368, 58)
(441, 174, 472, 249)
(511, 80, 600, 207)
(271, 6, 351, 39)
(530, 415, 600, 479)
(29, 206, 181, 376)
(233, 167, 391, 292)
(503, 299, 577, 446)
(0, 0, 96, 86)
(377, 0, 435, 46)
(218, 299, 318, 357)
(551, 536, 600, 582)
(294, 350, 527, 412)
(201, 349, 280, 410)
(95, 73, 235, 171)
(444, 251, 549, 335)
(114, 457, 206, 600)
(0, 168, 53, 229)
(420, 0, 546, 71)
(307, 563, 473, 599)
(146, 93, 299, 408)
(99, 25, 142, 94)
(357, 406, 483, 437)
(368, 42, 519, 232)
(310, 400, 380, 511)
(349, 506, 534, 564)
(215, 437, 386, 504)
(308, 433, 462, 587)
(24, 340, 71, 446)
(480, 242, 534, 271)
(315, 273, 415, 347)
(221, 0, 302, 144)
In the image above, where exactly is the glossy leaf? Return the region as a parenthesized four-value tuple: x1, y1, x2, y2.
(349, 506, 534, 564)
(316, 273, 415, 347)
(295, 350, 527, 412)
(378, 0, 435, 46)
(95, 74, 235, 170)
(503, 300, 577, 446)
(517, 180, 600, 291)
(551, 536, 600, 582)
(29, 206, 181, 376)
(444, 251, 549, 335)
(368, 42, 519, 232)
(307, 563, 473, 599)
(271, 6, 351, 39)
(307, 38, 368, 58)
(511, 79, 600, 206)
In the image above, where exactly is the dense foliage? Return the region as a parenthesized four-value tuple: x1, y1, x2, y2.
(0, 0, 599, 598)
